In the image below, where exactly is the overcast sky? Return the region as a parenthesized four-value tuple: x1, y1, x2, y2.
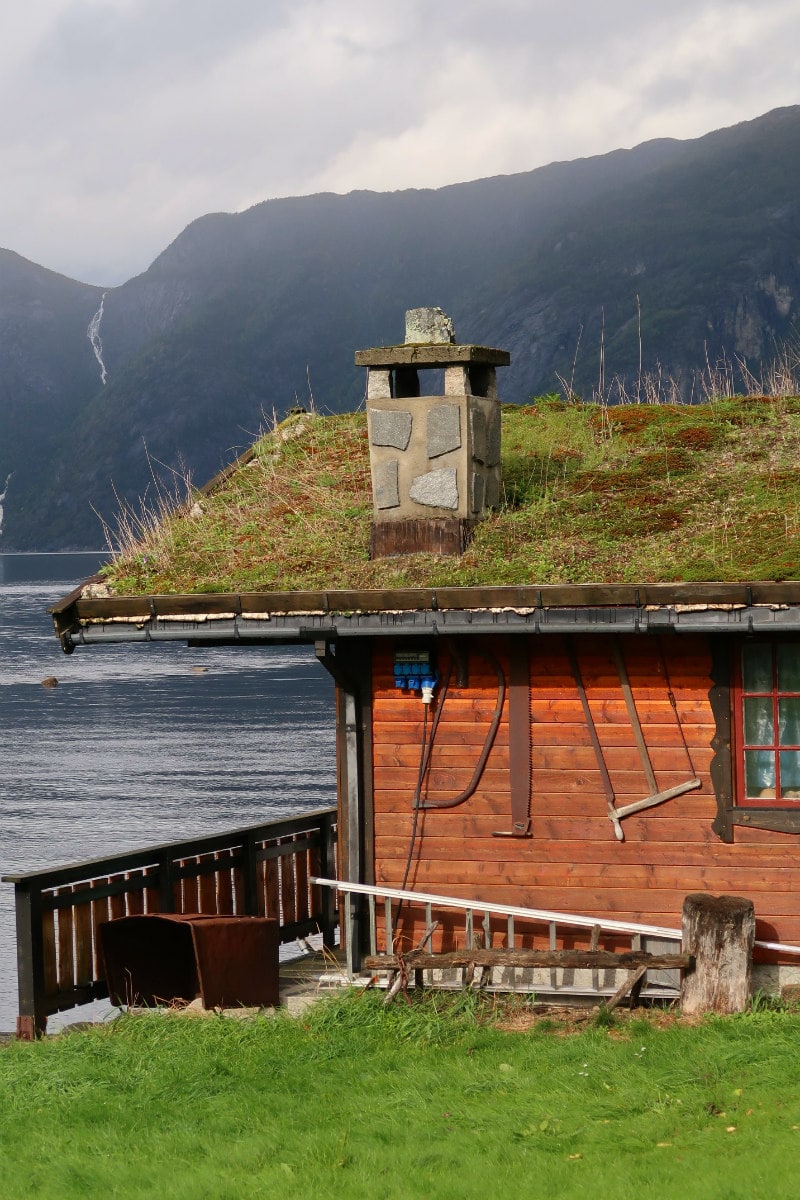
(1, 0, 797, 285)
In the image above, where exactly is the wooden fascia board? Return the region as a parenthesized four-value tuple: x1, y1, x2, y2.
(52, 580, 800, 630)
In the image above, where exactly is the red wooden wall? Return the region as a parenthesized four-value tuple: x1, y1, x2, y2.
(370, 634, 800, 955)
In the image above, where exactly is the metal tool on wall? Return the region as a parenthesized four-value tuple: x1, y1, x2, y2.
(567, 637, 701, 841)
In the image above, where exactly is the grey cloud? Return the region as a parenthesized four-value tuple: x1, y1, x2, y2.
(33, 0, 292, 82)
(0, 0, 797, 283)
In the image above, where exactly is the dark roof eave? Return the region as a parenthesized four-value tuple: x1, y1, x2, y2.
(50, 581, 800, 653)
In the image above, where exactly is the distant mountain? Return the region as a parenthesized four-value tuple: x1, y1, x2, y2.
(1, 105, 799, 550)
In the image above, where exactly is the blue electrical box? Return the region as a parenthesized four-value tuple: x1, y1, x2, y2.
(393, 649, 438, 703)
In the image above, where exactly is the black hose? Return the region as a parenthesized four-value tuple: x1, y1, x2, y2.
(399, 703, 430, 897)
(419, 650, 506, 810)
(395, 651, 505, 932)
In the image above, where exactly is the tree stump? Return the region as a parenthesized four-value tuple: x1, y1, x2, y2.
(681, 893, 755, 1014)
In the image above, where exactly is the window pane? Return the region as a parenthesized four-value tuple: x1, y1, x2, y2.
(744, 696, 773, 745)
(745, 749, 776, 797)
(777, 645, 800, 692)
(742, 644, 772, 692)
(779, 697, 800, 746)
(780, 751, 800, 798)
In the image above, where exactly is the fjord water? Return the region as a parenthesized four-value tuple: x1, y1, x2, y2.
(0, 554, 336, 1031)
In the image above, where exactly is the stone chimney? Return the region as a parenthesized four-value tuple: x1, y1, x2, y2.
(355, 308, 510, 557)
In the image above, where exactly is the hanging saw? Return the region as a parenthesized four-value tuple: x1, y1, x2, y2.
(566, 637, 701, 842)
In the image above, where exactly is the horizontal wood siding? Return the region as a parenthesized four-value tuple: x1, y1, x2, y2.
(370, 634, 800, 956)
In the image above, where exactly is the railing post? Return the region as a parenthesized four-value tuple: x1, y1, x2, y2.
(14, 882, 47, 1039)
(242, 832, 258, 916)
(318, 812, 337, 948)
(158, 851, 175, 913)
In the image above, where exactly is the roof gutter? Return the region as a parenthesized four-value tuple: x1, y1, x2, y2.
(56, 597, 800, 653)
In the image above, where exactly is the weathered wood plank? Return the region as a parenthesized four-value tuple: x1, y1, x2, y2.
(373, 857, 800, 892)
(372, 833, 800, 867)
(42, 908, 57, 997)
(529, 723, 714, 747)
(369, 877, 754, 915)
(295, 839, 310, 923)
(90, 879, 109, 978)
(232, 865, 245, 915)
(364, 949, 690, 970)
(125, 872, 145, 915)
(264, 853, 280, 921)
(373, 796, 717, 827)
(374, 745, 511, 768)
(373, 721, 510, 747)
(55, 887, 74, 991)
(529, 698, 712, 724)
(605, 964, 649, 1011)
(280, 840, 297, 927)
(198, 854, 217, 914)
(108, 874, 127, 921)
(375, 766, 709, 797)
(374, 696, 511, 720)
(215, 852, 234, 915)
(73, 895, 93, 988)
(529, 745, 710, 772)
(143, 866, 160, 914)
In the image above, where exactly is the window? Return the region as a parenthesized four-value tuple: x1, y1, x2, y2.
(736, 641, 800, 805)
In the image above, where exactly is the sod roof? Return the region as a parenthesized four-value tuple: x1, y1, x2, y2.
(98, 394, 800, 598)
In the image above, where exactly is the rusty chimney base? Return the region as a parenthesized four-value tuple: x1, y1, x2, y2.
(370, 518, 475, 558)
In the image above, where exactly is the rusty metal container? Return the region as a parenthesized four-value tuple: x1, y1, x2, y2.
(99, 914, 280, 1009)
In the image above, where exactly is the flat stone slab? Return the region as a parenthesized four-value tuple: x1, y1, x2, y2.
(470, 403, 501, 466)
(374, 459, 400, 509)
(471, 471, 486, 514)
(471, 407, 488, 463)
(427, 404, 461, 458)
(486, 407, 501, 467)
(410, 468, 459, 510)
(356, 344, 510, 368)
(369, 408, 412, 450)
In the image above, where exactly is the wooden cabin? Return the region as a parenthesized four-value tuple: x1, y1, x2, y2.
(51, 578, 800, 996)
(48, 310, 800, 999)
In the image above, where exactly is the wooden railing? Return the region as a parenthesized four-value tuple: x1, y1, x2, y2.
(3, 807, 337, 1038)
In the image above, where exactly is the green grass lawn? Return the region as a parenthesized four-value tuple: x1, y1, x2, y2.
(1, 994, 798, 1199)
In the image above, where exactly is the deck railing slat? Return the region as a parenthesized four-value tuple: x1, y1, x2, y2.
(74, 892, 93, 988)
(126, 871, 145, 917)
(280, 838, 296, 928)
(198, 854, 217, 914)
(42, 910, 57, 998)
(215, 851, 234, 915)
(263, 849, 279, 921)
(295, 840, 310, 925)
(55, 887, 74, 992)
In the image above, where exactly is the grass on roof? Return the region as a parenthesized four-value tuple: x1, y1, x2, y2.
(101, 394, 800, 595)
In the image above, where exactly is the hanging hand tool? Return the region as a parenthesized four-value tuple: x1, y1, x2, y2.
(567, 637, 701, 842)
(566, 638, 620, 835)
(608, 638, 701, 840)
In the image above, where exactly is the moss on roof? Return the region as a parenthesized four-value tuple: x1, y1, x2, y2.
(102, 395, 800, 596)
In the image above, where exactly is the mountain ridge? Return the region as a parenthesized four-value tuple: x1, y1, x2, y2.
(1, 104, 799, 550)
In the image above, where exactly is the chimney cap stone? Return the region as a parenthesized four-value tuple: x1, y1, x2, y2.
(405, 307, 455, 345)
